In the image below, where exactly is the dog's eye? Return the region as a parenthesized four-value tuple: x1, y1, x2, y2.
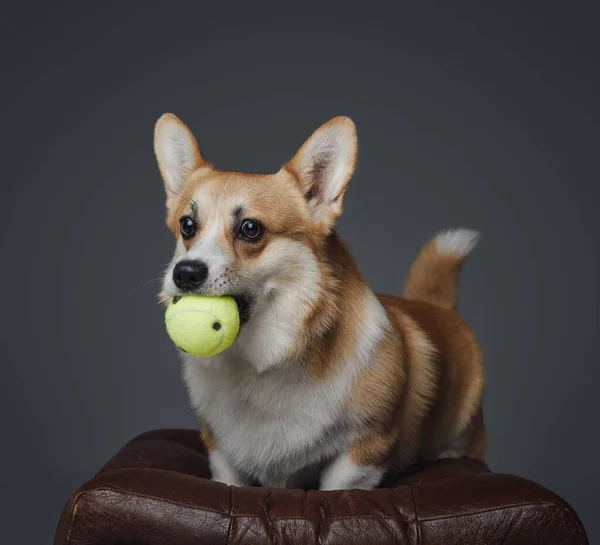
(239, 219, 263, 241)
(179, 216, 196, 239)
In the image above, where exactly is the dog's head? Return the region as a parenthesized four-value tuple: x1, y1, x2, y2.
(155, 114, 357, 370)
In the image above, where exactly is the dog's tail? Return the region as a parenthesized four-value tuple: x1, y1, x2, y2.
(404, 228, 480, 310)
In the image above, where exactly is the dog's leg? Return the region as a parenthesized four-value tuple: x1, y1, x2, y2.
(320, 430, 398, 491)
(319, 453, 385, 491)
(209, 450, 249, 487)
(199, 417, 249, 487)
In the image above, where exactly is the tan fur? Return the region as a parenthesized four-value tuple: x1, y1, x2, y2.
(387, 297, 485, 461)
(168, 170, 315, 247)
(294, 235, 371, 380)
(198, 416, 217, 452)
(404, 236, 470, 309)
(348, 328, 406, 466)
(347, 268, 485, 469)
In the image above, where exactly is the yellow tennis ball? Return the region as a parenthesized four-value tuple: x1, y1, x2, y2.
(165, 295, 240, 357)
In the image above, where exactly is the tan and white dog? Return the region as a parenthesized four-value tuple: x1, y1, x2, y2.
(155, 114, 486, 490)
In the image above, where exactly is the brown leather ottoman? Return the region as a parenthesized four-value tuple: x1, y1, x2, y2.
(54, 429, 588, 545)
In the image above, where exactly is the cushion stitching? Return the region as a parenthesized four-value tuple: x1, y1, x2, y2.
(78, 486, 411, 521)
(73, 486, 565, 525)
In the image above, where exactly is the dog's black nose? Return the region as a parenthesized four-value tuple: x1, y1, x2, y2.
(173, 260, 208, 291)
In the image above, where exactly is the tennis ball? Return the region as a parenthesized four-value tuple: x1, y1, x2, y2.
(165, 295, 240, 357)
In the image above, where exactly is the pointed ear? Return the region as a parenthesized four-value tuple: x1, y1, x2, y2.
(284, 116, 357, 232)
(154, 113, 210, 208)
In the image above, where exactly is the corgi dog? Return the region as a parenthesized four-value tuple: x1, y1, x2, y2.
(155, 114, 486, 490)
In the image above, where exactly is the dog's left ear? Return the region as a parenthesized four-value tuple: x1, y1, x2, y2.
(284, 117, 357, 233)
(154, 113, 211, 212)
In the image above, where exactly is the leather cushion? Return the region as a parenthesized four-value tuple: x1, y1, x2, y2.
(54, 429, 588, 545)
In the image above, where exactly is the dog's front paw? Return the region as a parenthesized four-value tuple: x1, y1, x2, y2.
(209, 450, 248, 487)
(213, 474, 248, 487)
(320, 454, 384, 490)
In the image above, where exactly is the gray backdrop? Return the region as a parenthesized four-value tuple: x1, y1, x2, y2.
(1, 3, 597, 543)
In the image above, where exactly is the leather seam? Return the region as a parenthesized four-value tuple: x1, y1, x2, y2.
(226, 484, 234, 545)
(230, 514, 410, 521)
(408, 485, 421, 545)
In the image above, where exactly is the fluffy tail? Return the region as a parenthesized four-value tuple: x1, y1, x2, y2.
(404, 228, 480, 310)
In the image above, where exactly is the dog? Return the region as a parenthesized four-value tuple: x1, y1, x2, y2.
(155, 113, 486, 490)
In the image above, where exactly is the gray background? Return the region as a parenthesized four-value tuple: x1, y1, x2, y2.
(1, 2, 598, 543)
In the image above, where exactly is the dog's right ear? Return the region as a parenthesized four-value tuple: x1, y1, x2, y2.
(284, 117, 357, 234)
(154, 114, 210, 209)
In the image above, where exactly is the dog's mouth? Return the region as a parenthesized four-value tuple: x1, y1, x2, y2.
(168, 292, 254, 327)
(232, 293, 253, 326)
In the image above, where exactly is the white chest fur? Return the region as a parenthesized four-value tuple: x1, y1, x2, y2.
(181, 290, 389, 487)
(183, 354, 358, 486)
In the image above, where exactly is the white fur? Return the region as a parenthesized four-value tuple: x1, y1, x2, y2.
(320, 454, 384, 490)
(184, 219, 234, 294)
(182, 289, 389, 488)
(209, 450, 248, 487)
(234, 239, 322, 373)
(154, 114, 201, 194)
(435, 228, 480, 257)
